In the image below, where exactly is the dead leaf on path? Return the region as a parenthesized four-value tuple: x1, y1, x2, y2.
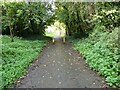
(59, 82, 62, 84)
(17, 80, 20, 83)
(69, 53, 71, 55)
(83, 70, 85, 71)
(47, 55, 50, 57)
(61, 64, 63, 67)
(44, 65, 47, 67)
(49, 76, 52, 79)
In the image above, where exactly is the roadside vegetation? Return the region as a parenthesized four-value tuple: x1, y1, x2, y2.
(1, 1, 120, 89)
(55, 2, 120, 87)
(72, 26, 119, 87)
(1, 35, 47, 89)
(1, 1, 53, 89)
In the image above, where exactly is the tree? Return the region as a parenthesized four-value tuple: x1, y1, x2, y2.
(2, 1, 54, 37)
(54, 2, 120, 38)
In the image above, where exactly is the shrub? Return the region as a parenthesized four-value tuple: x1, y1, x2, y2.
(72, 26, 120, 87)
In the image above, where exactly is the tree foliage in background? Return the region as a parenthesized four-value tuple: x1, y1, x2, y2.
(91, 2, 120, 31)
(1, 1, 120, 88)
(55, 2, 94, 37)
(60, 2, 120, 87)
(55, 2, 120, 38)
(55, 1, 120, 87)
(2, 2, 54, 37)
(73, 26, 120, 87)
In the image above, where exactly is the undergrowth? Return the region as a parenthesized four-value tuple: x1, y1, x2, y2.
(72, 25, 120, 87)
(1, 35, 47, 89)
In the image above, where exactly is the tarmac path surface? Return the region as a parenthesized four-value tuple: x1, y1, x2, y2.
(14, 36, 108, 88)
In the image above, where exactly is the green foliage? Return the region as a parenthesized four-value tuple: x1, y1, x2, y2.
(72, 26, 120, 87)
(55, 2, 120, 38)
(2, 2, 54, 37)
(91, 2, 120, 31)
(1, 35, 47, 89)
(55, 2, 98, 37)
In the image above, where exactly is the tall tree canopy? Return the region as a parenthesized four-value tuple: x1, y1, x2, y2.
(2, 1, 54, 37)
(55, 2, 120, 38)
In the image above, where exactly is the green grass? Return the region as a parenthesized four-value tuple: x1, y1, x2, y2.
(72, 26, 120, 87)
(1, 35, 48, 89)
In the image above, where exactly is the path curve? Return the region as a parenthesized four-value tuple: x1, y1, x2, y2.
(14, 37, 108, 88)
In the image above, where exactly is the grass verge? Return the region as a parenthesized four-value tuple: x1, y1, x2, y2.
(1, 35, 48, 89)
(71, 26, 120, 87)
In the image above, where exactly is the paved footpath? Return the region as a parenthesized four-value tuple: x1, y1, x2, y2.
(14, 37, 108, 88)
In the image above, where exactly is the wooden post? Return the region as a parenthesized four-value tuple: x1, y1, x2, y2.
(63, 37, 65, 44)
(52, 38, 55, 44)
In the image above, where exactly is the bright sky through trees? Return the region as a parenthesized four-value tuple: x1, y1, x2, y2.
(45, 21, 66, 37)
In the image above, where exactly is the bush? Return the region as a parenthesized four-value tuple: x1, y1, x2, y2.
(72, 26, 120, 87)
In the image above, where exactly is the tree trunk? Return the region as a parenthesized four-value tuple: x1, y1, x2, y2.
(75, 6, 86, 37)
(9, 25, 14, 42)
